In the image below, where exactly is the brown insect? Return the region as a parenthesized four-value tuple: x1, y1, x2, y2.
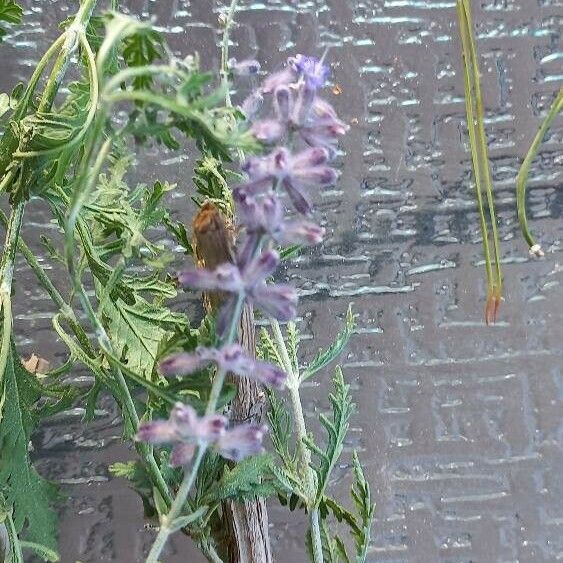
(192, 201, 235, 311)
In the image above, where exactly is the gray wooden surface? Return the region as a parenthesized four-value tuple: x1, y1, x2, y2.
(1, 0, 562, 561)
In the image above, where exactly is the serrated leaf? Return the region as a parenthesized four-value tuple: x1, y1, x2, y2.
(267, 391, 297, 471)
(102, 294, 188, 379)
(304, 367, 354, 507)
(0, 340, 58, 552)
(258, 327, 283, 368)
(122, 28, 164, 90)
(350, 452, 375, 562)
(301, 305, 356, 382)
(202, 454, 280, 504)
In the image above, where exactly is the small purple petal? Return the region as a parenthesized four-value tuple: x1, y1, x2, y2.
(274, 86, 292, 121)
(261, 67, 295, 94)
(276, 220, 325, 246)
(282, 178, 313, 216)
(170, 402, 199, 429)
(195, 414, 228, 441)
(250, 119, 285, 143)
(178, 263, 244, 293)
(291, 83, 316, 126)
(250, 283, 298, 321)
(292, 147, 330, 168)
(159, 352, 206, 376)
(219, 344, 287, 388)
(170, 442, 196, 467)
(295, 165, 338, 187)
(216, 424, 268, 462)
(290, 54, 330, 88)
(242, 250, 280, 286)
(136, 420, 177, 444)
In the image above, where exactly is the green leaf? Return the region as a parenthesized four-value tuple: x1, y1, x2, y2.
(0, 340, 59, 553)
(0, 0, 22, 41)
(121, 28, 164, 89)
(279, 244, 302, 261)
(102, 294, 188, 379)
(350, 452, 375, 562)
(257, 327, 283, 368)
(202, 454, 281, 504)
(301, 305, 356, 382)
(304, 367, 354, 507)
(267, 391, 297, 471)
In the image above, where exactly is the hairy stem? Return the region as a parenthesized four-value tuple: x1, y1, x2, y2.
(270, 319, 323, 563)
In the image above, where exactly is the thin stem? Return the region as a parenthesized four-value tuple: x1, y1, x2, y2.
(0, 200, 25, 379)
(146, 290, 246, 562)
(310, 509, 324, 563)
(516, 87, 563, 255)
(146, 446, 207, 563)
(270, 319, 323, 563)
(220, 0, 239, 108)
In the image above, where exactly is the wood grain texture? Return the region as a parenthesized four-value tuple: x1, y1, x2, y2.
(193, 202, 272, 563)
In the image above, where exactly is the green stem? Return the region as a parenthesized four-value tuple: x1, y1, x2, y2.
(146, 291, 246, 563)
(516, 87, 563, 255)
(0, 200, 25, 380)
(220, 0, 239, 108)
(146, 446, 207, 563)
(270, 319, 323, 563)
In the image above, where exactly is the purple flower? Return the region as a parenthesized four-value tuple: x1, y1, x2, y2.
(228, 58, 261, 76)
(250, 283, 297, 321)
(215, 424, 268, 462)
(260, 67, 296, 94)
(290, 54, 330, 88)
(239, 147, 337, 215)
(160, 344, 287, 388)
(234, 190, 325, 246)
(178, 249, 298, 323)
(136, 403, 227, 466)
(250, 119, 285, 144)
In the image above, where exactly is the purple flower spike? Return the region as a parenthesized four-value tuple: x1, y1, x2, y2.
(216, 424, 268, 462)
(290, 54, 330, 88)
(228, 58, 261, 76)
